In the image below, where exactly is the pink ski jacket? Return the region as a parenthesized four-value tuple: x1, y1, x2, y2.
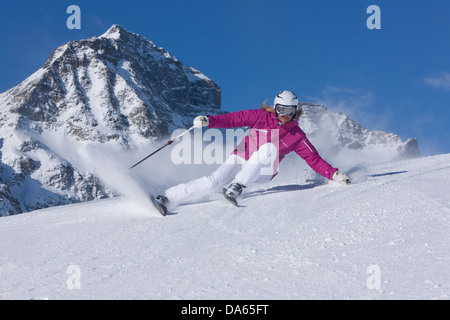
(208, 109, 338, 180)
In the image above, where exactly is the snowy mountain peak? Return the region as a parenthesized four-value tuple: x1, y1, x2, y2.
(99, 24, 127, 40)
(0, 25, 222, 216)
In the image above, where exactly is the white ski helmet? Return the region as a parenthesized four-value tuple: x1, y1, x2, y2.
(273, 90, 299, 119)
(273, 90, 298, 107)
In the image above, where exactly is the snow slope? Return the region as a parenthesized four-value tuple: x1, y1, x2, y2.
(0, 154, 449, 300)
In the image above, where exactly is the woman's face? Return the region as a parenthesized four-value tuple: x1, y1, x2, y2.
(277, 114, 293, 124)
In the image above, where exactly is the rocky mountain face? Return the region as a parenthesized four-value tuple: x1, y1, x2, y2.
(0, 25, 420, 216)
(0, 25, 222, 216)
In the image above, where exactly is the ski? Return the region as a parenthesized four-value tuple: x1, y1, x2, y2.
(150, 195, 168, 216)
(222, 188, 239, 207)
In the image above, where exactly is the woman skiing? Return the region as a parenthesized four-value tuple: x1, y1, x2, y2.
(154, 90, 350, 214)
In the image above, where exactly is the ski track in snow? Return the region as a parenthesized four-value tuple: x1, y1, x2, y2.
(0, 154, 449, 300)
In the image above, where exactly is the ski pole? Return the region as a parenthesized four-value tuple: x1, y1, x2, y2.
(130, 126, 195, 169)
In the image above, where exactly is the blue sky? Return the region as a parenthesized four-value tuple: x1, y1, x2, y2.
(1, 0, 449, 154)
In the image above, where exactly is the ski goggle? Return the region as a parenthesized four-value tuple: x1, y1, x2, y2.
(275, 104, 297, 117)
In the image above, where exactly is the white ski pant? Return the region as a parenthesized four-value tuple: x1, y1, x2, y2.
(165, 143, 278, 207)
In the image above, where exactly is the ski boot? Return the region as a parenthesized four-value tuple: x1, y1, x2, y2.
(223, 182, 245, 207)
(151, 195, 169, 216)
